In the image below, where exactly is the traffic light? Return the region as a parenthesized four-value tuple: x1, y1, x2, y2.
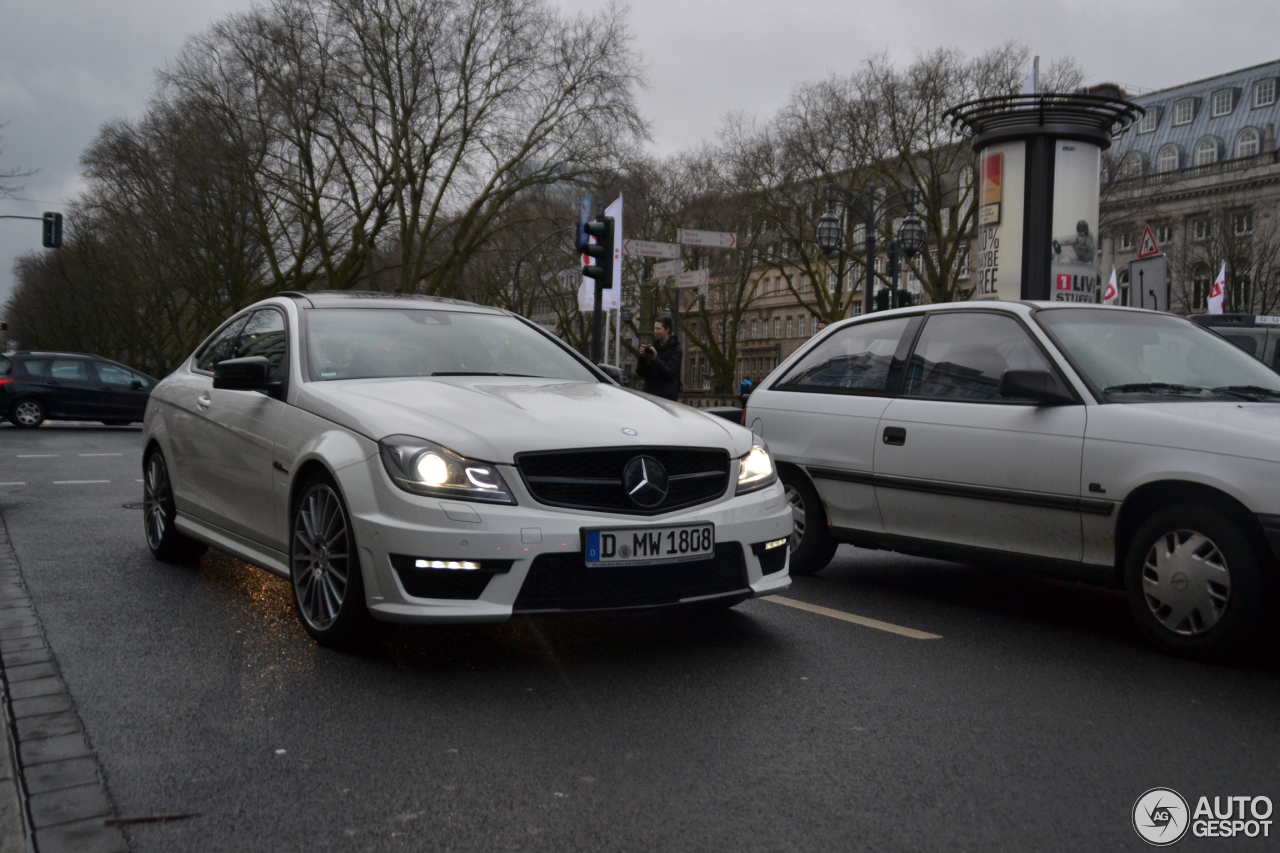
(581, 216, 615, 290)
(42, 212, 62, 249)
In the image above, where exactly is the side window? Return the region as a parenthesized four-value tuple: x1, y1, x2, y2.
(49, 359, 90, 381)
(195, 315, 250, 373)
(234, 309, 287, 382)
(905, 313, 1054, 402)
(96, 363, 137, 386)
(0, 356, 9, 376)
(774, 317, 913, 394)
(21, 359, 50, 377)
(1220, 333, 1259, 358)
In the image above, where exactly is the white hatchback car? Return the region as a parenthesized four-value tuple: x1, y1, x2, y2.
(748, 302, 1280, 658)
(142, 292, 791, 646)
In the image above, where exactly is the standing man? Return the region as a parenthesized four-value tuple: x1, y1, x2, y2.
(635, 314, 682, 400)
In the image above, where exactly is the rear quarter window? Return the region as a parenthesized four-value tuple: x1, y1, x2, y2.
(0, 356, 9, 376)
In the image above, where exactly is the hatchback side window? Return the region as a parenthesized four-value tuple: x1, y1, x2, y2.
(1220, 333, 1258, 358)
(234, 309, 287, 382)
(195, 315, 250, 373)
(904, 312, 1054, 401)
(21, 360, 50, 377)
(774, 317, 913, 394)
(49, 360, 89, 381)
(96, 363, 139, 386)
(0, 356, 9, 376)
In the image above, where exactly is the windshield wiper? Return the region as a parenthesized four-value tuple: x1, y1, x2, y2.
(1211, 385, 1280, 401)
(431, 371, 539, 378)
(1102, 382, 1207, 396)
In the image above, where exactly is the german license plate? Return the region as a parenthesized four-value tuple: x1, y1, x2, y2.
(583, 523, 715, 567)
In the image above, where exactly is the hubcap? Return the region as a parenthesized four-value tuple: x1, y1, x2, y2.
(1142, 529, 1231, 636)
(785, 485, 807, 552)
(14, 401, 41, 426)
(292, 485, 350, 632)
(142, 454, 169, 549)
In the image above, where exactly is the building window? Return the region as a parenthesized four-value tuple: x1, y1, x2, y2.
(957, 246, 971, 279)
(773, 317, 780, 338)
(1137, 109, 1158, 134)
(1173, 99, 1195, 125)
(1236, 128, 1261, 158)
(1119, 151, 1144, 177)
(1157, 145, 1180, 172)
(1211, 89, 1235, 117)
(751, 320, 758, 339)
(1192, 219, 1211, 241)
(1255, 78, 1277, 108)
(1156, 225, 1173, 244)
(786, 316, 793, 337)
(1119, 233, 1134, 251)
(1193, 138, 1219, 166)
(1234, 212, 1253, 235)
(1192, 266, 1210, 310)
(798, 315, 806, 337)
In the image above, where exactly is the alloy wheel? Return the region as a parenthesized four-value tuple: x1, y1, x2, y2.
(292, 484, 351, 632)
(13, 401, 43, 427)
(785, 484, 807, 552)
(143, 453, 170, 550)
(1141, 529, 1231, 636)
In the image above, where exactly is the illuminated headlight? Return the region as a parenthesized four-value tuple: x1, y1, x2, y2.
(379, 435, 516, 504)
(736, 439, 777, 495)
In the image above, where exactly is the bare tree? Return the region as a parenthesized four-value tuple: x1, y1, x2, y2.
(1170, 203, 1280, 316)
(0, 121, 36, 198)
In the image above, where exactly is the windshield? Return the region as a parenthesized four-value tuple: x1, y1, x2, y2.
(1035, 308, 1280, 401)
(305, 308, 598, 383)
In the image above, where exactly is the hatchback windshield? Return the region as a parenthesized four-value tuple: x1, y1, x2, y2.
(1035, 308, 1280, 401)
(305, 308, 598, 382)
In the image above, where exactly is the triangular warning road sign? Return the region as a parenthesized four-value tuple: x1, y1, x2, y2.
(1137, 225, 1161, 259)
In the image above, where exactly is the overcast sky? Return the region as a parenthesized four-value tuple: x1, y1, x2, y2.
(2, 0, 1278, 307)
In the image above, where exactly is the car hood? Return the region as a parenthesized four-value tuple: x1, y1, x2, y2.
(294, 376, 753, 463)
(1088, 401, 1280, 463)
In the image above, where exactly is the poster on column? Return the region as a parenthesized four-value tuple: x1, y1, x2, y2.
(1049, 142, 1101, 302)
(974, 142, 1025, 302)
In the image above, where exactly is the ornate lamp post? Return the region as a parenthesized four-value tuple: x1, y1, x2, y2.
(814, 184, 922, 315)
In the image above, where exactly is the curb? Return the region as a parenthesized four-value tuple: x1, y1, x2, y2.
(0, 515, 127, 853)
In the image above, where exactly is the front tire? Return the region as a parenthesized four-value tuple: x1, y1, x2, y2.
(780, 467, 837, 576)
(1124, 503, 1270, 660)
(142, 450, 207, 563)
(290, 473, 376, 649)
(9, 398, 45, 428)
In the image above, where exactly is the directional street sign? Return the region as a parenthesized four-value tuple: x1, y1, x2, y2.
(622, 239, 680, 259)
(674, 269, 710, 289)
(1130, 255, 1169, 312)
(653, 259, 683, 278)
(1137, 225, 1162, 259)
(677, 228, 737, 249)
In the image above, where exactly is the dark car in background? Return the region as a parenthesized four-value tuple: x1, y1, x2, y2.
(1190, 313, 1280, 369)
(0, 351, 156, 428)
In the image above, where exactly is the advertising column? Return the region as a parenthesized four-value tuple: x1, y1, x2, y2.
(1048, 142, 1102, 302)
(974, 143, 1025, 303)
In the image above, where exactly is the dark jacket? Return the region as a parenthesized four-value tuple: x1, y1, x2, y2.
(635, 336, 682, 400)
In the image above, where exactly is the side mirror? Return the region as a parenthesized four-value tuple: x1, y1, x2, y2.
(597, 363, 627, 386)
(130, 379, 144, 390)
(214, 356, 279, 393)
(999, 369, 1074, 405)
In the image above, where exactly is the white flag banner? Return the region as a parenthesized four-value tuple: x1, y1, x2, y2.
(1103, 266, 1119, 305)
(1207, 262, 1226, 315)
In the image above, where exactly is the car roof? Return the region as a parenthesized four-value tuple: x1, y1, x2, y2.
(827, 300, 1173, 330)
(11, 351, 94, 359)
(275, 290, 503, 314)
(1189, 313, 1280, 328)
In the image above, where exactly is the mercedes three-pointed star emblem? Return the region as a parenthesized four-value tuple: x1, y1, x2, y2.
(622, 455, 669, 508)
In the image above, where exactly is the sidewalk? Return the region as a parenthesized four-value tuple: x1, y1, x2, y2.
(0, 516, 126, 853)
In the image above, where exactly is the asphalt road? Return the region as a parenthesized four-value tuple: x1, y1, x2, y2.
(1, 424, 1278, 852)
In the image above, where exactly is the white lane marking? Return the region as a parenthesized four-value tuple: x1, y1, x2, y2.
(52, 480, 111, 485)
(0, 482, 25, 487)
(16, 454, 59, 458)
(135, 479, 144, 483)
(762, 595, 942, 640)
(78, 453, 124, 457)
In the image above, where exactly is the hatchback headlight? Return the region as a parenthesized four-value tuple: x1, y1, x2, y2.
(736, 439, 777, 495)
(378, 435, 516, 504)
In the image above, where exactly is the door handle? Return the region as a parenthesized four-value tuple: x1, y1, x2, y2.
(196, 395, 211, 410)
(882, 426, 906, 446)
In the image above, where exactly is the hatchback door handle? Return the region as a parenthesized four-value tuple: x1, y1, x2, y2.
(882, 426, 906, 446)
(196, 395, 211, 409)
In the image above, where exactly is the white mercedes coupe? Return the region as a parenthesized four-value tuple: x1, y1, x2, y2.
(142, 292, 791, 647)
(748, 302, 1280, 659)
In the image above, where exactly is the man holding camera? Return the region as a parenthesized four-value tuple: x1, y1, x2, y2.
(635, 314, 682, 401)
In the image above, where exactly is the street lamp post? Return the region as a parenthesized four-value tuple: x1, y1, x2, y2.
(814, 184, 922, 316)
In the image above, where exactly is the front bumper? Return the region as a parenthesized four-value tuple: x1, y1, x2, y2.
(339, 461, 792, 623)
